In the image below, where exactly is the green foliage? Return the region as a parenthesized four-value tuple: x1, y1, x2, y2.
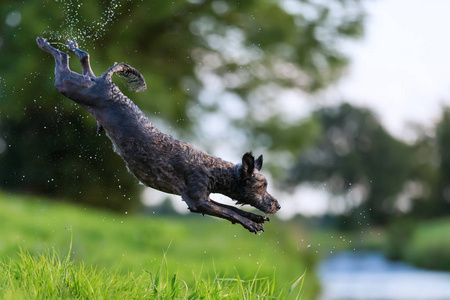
(403, 218, 450, 271)
(282, 102, 450, 226)
(384, 218, 417, 261)
(0, 191, 318, 298)
(288, 103, 422, 224)
(251, 115, 322, 177)
(432, 108, 450, 215)
(0, 0, 366, 210)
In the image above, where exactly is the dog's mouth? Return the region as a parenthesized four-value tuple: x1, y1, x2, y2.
(258, 198, 281, 214)
(238, 195, 280, 214)
(268, 200, 281, 214)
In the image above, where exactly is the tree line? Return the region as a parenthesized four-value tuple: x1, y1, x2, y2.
(286, 103, 450, 226)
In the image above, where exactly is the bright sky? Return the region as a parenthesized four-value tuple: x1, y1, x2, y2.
(268, 0, 450, 218)
(327, 0, 450, 141)
(283, 0, 450, 218)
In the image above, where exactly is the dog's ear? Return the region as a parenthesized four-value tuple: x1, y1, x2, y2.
(255, 155, 263, 171)
(240, 152, 255, 179)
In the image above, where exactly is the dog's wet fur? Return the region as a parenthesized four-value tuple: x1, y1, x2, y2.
(36, 37, 280, 233)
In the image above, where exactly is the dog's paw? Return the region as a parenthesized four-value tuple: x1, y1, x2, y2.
(243, 220, 265, 234)
(36, 37, 58, 53)
(254, 215, 270, 223)
(66, 39, 79, 51)
(36, 37, 49, 48)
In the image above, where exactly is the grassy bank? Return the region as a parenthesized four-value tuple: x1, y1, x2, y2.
(0, 192, 317, 298)
(403, 218, 450, 271)
(383, 217, 450, 271)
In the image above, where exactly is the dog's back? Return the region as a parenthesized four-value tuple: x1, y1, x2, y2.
(96, 82, 229, 196)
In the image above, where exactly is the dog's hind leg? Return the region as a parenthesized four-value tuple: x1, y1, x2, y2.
(66, 39, 96, 78)
(37, 37, 97, 105)
(36, 37, 70, 74)
(36, 37, 78, 94)
(64, 39, 103, 132)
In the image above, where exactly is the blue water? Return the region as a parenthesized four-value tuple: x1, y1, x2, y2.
(318, 251, 450, 300)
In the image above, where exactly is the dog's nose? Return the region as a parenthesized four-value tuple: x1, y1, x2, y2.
(276, 202, 281, 210)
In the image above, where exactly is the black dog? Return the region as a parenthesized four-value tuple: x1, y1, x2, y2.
(36, 37, 280, 233)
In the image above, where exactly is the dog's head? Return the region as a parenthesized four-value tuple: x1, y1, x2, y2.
(234, 152, 281, 214)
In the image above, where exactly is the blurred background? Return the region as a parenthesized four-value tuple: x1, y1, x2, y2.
(1, 0, 450, 299)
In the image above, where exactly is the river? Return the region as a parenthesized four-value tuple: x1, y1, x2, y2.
(317, 251, 450, 300)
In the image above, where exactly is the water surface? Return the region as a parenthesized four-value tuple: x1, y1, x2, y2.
(318, 251, 450, 300)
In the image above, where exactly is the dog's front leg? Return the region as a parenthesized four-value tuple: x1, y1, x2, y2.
(209, 199, 270, 224)
(182, 195, 265, 233)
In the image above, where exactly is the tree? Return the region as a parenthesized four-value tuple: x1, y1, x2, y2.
(430, 107, 450, 215)
(287, 103, 425, 225)
(0, 0, 366, 210)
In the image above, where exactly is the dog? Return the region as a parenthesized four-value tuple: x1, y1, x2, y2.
(36, 37, 280, 233)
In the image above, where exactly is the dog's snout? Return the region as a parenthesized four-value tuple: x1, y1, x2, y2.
(267, 198, 281, 214)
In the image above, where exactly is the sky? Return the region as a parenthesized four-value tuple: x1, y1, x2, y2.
(291, 0, 450, 217)
(282, 0, 450, 218)
(144, 0, 450, 218)
(326, 0, 450, 141)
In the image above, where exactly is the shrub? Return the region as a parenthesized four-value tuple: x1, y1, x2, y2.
(404, 218, 450, 271)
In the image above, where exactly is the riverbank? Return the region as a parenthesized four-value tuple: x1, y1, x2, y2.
(387, 218, 450, 271)
(296, 216, 450, 273)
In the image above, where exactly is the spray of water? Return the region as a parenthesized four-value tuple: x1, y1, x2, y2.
(0, 76, 5, 99)
(42, 0, 126, 46)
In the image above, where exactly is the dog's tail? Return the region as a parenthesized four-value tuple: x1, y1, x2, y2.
(103, 62, 147, 92)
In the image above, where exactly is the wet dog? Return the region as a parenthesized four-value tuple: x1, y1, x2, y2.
(36, 37, 280, 233)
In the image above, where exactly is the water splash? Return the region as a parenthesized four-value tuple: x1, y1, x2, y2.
(0, 76, 5, 99)
(42, 0, 126, 46)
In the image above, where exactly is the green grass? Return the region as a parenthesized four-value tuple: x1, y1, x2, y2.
(0, 243, 305, 299)
(0, 191, 316, 298)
